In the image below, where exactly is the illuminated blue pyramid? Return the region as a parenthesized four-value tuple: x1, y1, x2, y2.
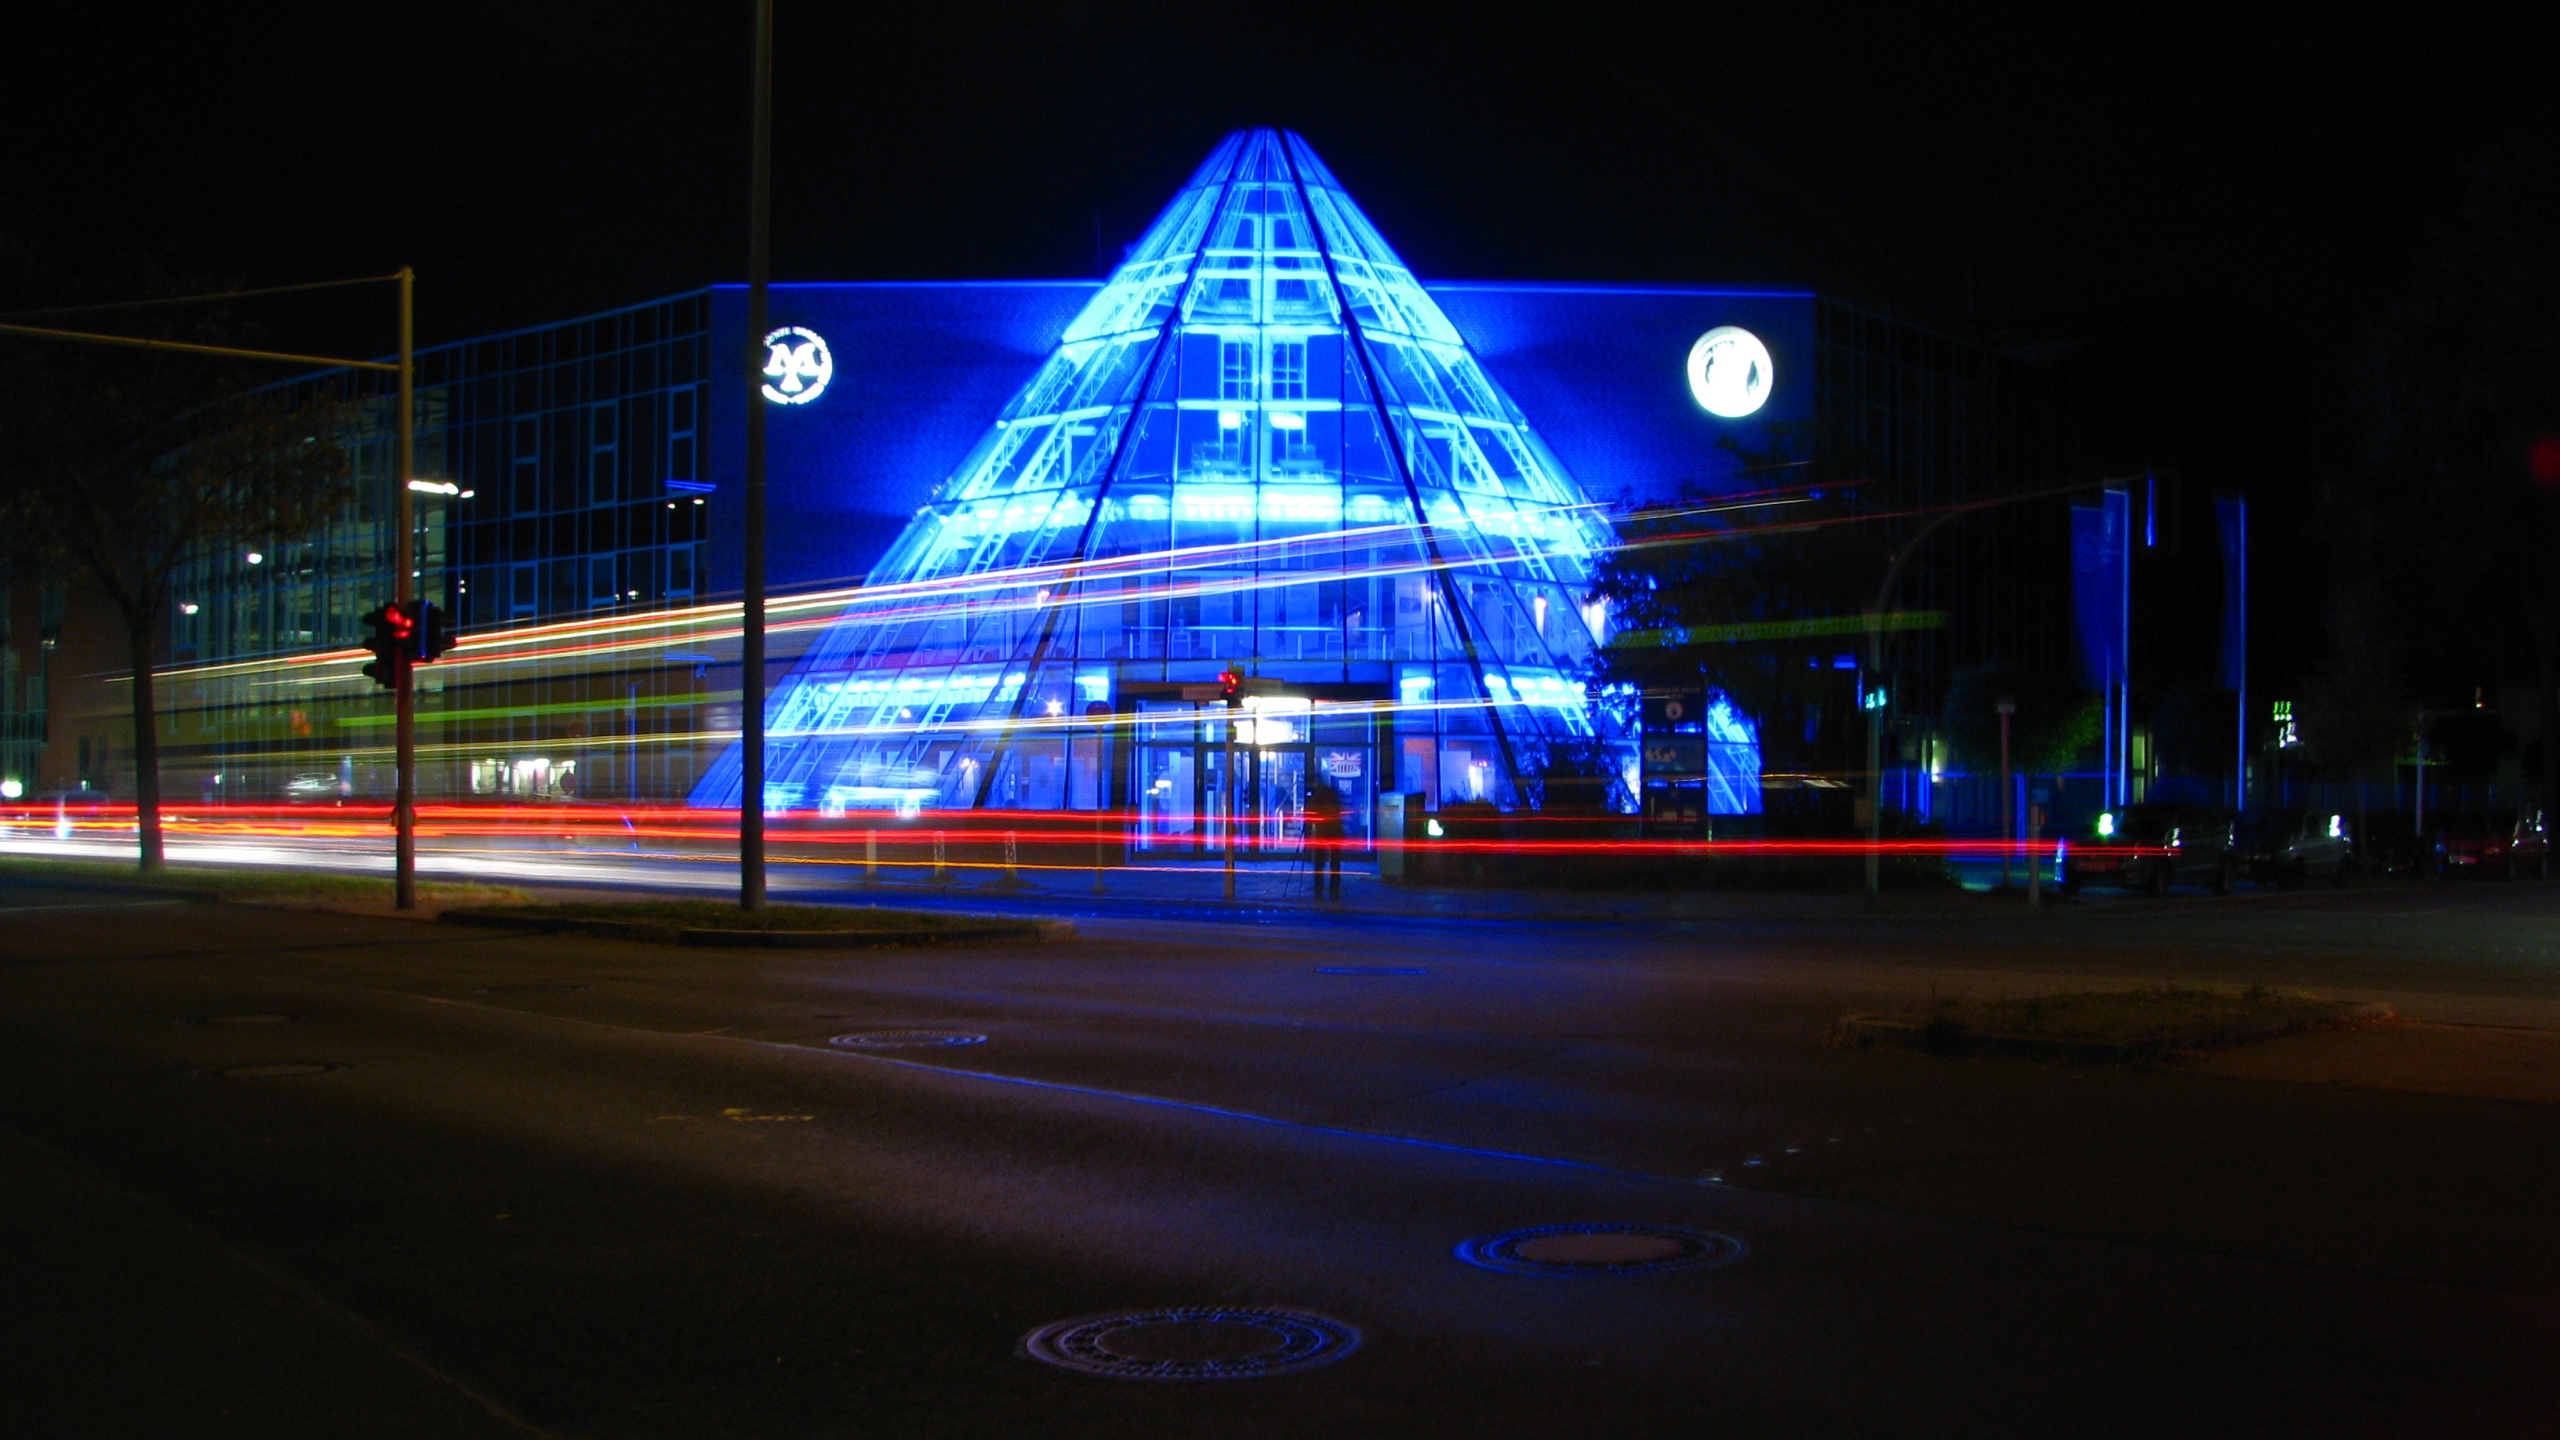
(693, 129, 1622, 821)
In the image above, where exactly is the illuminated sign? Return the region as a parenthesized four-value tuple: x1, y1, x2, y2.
(1685, 325, 1773, 418)
(761, 326, 833, 405)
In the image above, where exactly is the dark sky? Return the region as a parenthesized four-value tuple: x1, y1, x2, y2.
(4, 3, 2540, 351)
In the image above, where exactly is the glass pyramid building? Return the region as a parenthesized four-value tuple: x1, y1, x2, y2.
(693, 129, 1625, 852)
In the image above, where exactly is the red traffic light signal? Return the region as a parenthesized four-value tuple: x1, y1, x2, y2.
(359, 601, 456, 689)
(359, 602, 410, 690)
(1218, 667, 1242, 701)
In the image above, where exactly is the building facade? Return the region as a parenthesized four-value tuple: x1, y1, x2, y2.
(46, 128, 2073, 849)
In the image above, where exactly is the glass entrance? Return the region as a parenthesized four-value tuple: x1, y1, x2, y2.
(1130, 696, 1374, 857)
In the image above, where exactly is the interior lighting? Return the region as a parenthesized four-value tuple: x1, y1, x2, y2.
(1217, 410, 1243, 429)
(244, 552, 263, 565)
(407, 479, 462, 496)
(1269, 412, 1305, 430)
(180, 602, 200, 615)
(2097, 812, 2116, 838)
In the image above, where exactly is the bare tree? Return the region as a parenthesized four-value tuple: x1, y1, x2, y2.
(1, 347, 353, 869)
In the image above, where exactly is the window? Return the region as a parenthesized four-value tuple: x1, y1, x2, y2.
(510, 562, 537, 618)
(666, 545, 695, 597)
(1220, 339, 1252, 401)
(511, 417, 539, 513)
(1270, 340, 1305, 400)
(668, 386, 696, 482)
(589, 555, 618, 608)
(591, 403, 618, 504)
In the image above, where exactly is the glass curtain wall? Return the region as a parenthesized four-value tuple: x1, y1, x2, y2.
(696, 129, 1624, 846)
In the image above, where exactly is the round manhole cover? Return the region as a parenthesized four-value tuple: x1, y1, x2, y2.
(1456, 1223, 1744, 1276)
(217, 1062, 344, 1079)
(1023, 1307, 1359, 1380)
(203, 1013, 294, 1026)
(1315, 966, 1427, 976)
(828, 1030, 986, 1050)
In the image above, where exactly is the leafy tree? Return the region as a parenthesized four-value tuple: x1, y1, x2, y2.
(2352, 127, 2560, 778)
(2147, 683, 2240, 779)
(2294, 576, 2416, 835)
(1939, 661, 2099, 775)
(1588, 436, 1887, 788)
(0, 282, 354, 870)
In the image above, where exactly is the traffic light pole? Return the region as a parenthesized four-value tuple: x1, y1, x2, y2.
(394, 267, 417, 910)
(0, 273, 422, 899)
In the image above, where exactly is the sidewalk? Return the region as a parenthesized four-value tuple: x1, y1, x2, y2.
(732, 853, 2010, 927)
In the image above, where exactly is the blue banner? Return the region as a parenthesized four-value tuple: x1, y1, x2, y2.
(2071, 489, 2129, 691)
(2215, 495, 2247, 691)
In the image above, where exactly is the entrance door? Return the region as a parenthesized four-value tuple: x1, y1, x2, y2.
(1128, 695, 1375, 857)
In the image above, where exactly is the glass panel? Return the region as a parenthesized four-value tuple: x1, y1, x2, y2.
(692, 129, 1627, 817)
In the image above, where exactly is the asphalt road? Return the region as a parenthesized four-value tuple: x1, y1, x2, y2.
(5, 882, 2559, 1437)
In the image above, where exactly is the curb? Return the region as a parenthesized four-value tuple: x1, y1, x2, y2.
(1841, 1000, 2393, 1062)
(438, 908, 1073, 948)
(0, 874, 223, 904)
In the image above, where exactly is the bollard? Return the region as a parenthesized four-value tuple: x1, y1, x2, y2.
(932, 831, 948, 884)
(1001, 830, 1021, 888)
(864, 828, 877, 885)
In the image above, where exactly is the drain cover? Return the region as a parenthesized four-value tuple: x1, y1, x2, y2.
(828, 1030, 986, 1049)
(217, 1062, 344, 1079)
(1456, 1223, 1744, 1276)
(1315, 966, 1426, 976)
(203, 1013, 294, 1026)
(1022, 1307, 1359, 1380)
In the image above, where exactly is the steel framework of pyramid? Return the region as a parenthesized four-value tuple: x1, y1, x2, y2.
(692, 129, 1625, 839)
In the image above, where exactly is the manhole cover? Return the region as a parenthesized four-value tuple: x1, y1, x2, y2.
(203, 1013, 294, 1026)
(1456, 1223, 1744, 1276)
(1315, 966, 1427, 976)
(472, 983, 590, 995)
(217, 1062, 344, 1079)
(1022, 1307, 1359, 1380)
(828, 1030, 986, 1049)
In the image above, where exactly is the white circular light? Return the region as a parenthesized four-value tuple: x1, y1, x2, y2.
(0, 779, 21, 800)
(760, 326, 833, 405)
(1686, 326, 1773, 418)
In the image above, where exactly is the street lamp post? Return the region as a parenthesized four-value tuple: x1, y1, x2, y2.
(1996, 696, 2016, 889)
(739, 0, 773, 910)
(1858, 473, 2154, 904)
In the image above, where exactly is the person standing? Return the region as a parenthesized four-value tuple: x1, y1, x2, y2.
(1305, 777, 1346, 900)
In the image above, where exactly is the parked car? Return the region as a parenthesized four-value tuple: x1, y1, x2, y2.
(2234, 808, 2356, 886)
(2061, 803, 2236, 895)
(2433, 811, 2551, 879)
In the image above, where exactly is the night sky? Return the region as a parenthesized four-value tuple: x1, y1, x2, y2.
(4, 4, 2537, 349)
(4, 3, 2548, 698)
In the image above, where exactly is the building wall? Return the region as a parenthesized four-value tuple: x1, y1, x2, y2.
(111, 279, 2071, 817)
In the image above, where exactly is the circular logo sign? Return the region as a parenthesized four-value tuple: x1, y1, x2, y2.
(761, 326, 833, 405)
(1686, 325, 1773, 418)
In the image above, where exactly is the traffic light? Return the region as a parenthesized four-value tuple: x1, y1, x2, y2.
(359, 602, 413, 690)
(1218, 667, 1242, 703)
(415, 601, 455, 662)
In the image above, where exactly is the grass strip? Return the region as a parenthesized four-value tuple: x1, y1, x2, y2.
(1917, 985, 2339, 1045)
(464, 900, 991, 933)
